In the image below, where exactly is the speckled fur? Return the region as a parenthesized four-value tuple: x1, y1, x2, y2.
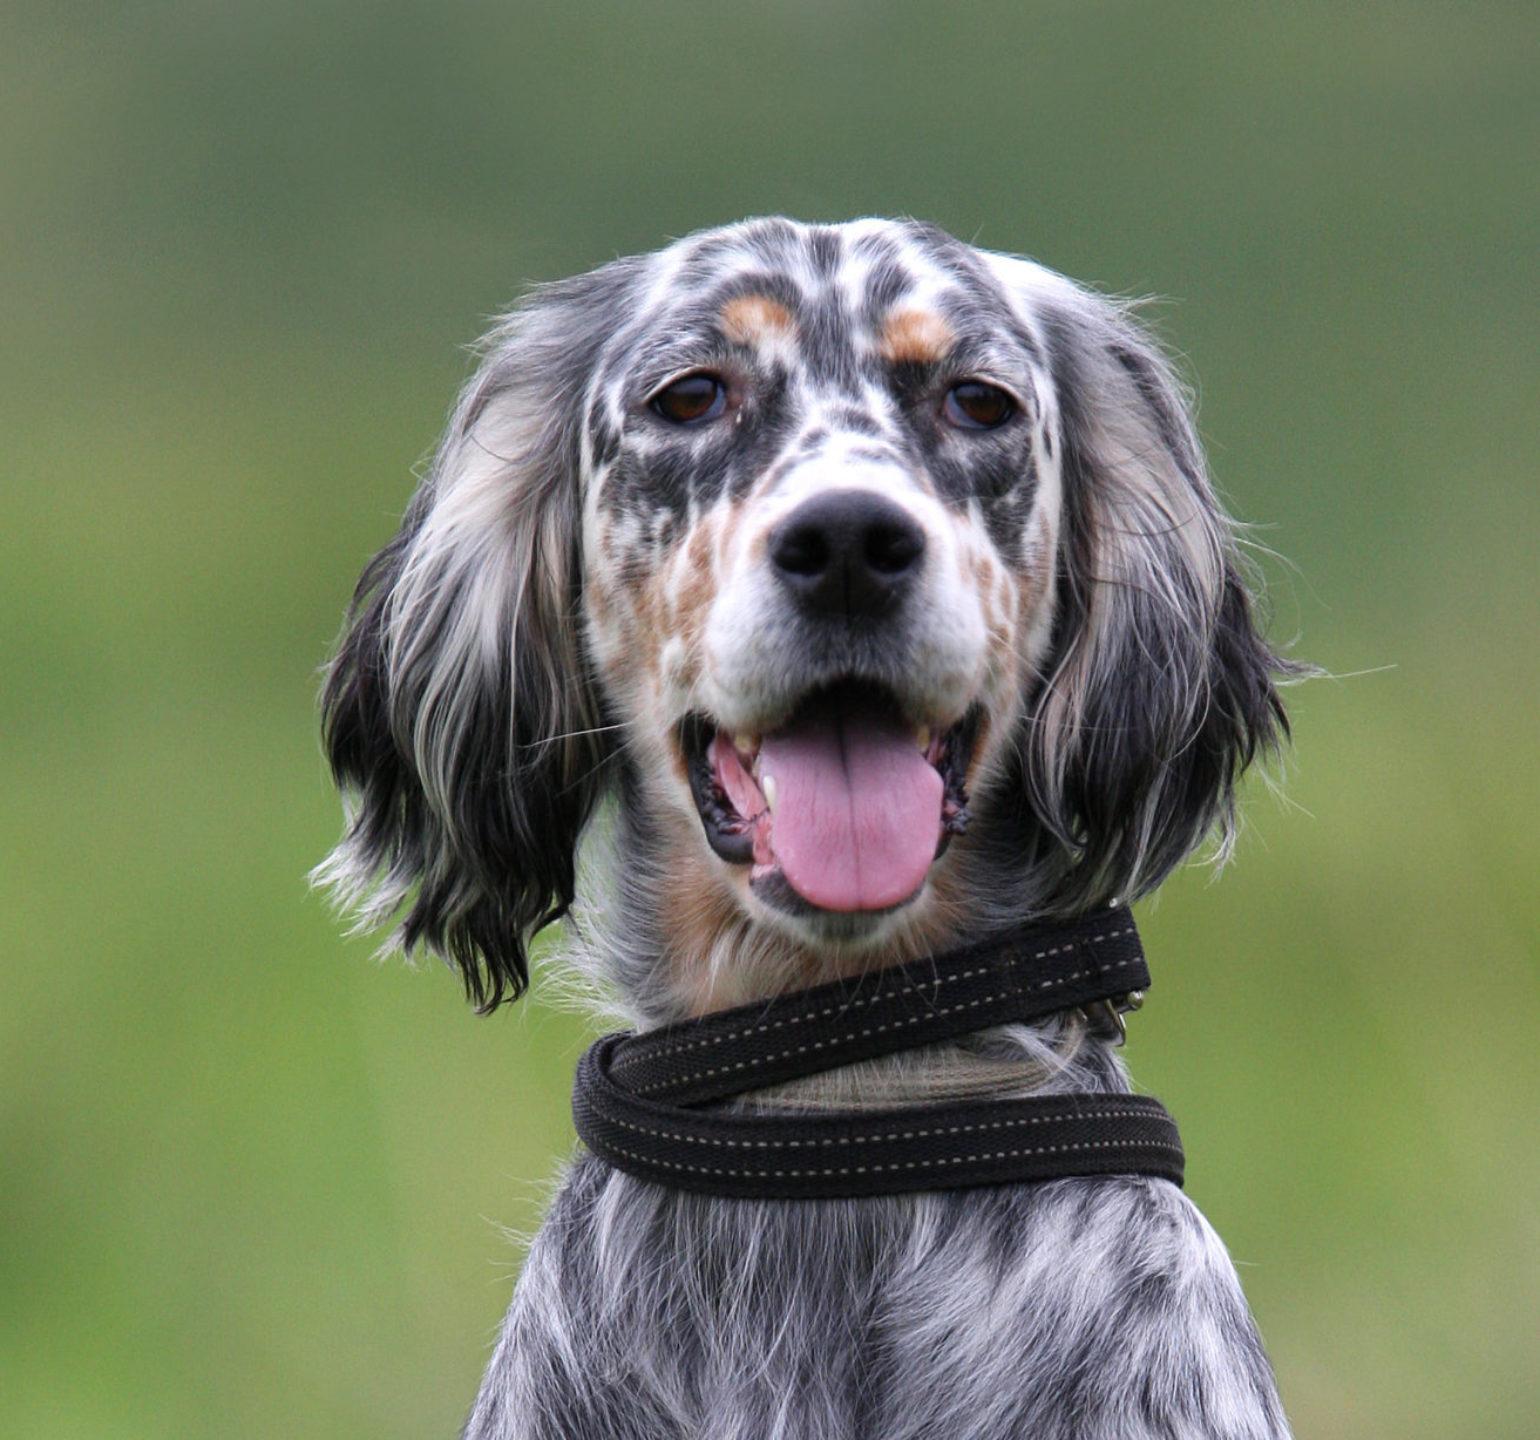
(316, 219, 1298, 1437)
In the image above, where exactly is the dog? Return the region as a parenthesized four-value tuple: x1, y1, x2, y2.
(317, 217, 1297, 1438)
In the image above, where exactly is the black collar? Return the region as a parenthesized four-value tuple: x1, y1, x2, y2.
(572, 905, 1183, 1199)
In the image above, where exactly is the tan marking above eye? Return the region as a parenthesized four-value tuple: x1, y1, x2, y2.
(720, 295, 797, 346)
(878, 307, 954, 366)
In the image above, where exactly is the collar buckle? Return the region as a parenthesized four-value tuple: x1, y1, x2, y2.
(1081, 989, 1146, 1046)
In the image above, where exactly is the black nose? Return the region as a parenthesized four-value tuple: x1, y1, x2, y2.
(768, 490, 927, 619)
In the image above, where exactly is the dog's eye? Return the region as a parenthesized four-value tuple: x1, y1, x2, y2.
(943, 381, 1015, 431)
(651, 373, 728, 426)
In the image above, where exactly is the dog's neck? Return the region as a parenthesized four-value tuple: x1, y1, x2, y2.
(731, 1019, 1132, 1111)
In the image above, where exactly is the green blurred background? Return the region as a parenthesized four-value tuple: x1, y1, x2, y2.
(4, 3, 1536, 1435)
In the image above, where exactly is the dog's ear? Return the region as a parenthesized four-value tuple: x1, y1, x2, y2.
(1020, 279, 1298, 910)
(315, 263, 637, 1010)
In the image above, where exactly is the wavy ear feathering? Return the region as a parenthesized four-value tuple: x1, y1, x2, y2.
(313, 263, 637, 1011)
(1018, 278, 1301, 911)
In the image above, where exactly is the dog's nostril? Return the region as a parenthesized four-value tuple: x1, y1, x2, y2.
(769, 523, 830, 578)
(768, 490, 926, 619)
(866, 520, 925, 576)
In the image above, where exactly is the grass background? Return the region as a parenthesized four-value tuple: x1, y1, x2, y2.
(3, 3, 1536, 1435)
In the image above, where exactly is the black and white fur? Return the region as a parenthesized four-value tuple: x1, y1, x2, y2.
(318, 217, 1297, 1438)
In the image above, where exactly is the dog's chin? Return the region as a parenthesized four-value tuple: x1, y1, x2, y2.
(741, 866, 926, 951)
(677, 678, 980, 935)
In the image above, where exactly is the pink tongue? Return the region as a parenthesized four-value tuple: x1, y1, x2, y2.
(759, 695, 943, 912)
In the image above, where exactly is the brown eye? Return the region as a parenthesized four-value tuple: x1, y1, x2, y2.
(651, 373, 728, 426)
(943, 381, 1014, 430)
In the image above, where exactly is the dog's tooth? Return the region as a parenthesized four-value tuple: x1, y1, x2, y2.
(734, 732, 757, 757)
(915, 725, 931, 752)
(761, 773, 778, 812)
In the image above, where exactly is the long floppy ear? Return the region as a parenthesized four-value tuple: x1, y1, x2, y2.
(1022, 278, 1300, 910)
(314, 262, 637, 1010)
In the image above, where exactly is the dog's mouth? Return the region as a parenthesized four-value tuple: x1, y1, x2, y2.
(681, 680, 978, 915)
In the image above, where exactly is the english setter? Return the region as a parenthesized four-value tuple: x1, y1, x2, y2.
(318, 217, 1296, 1438)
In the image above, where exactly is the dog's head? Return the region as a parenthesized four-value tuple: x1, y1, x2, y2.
(317, 218, 1292, 1012)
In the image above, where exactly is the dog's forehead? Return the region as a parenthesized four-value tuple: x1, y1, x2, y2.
(668, 217, 958, 299)
(611, 218, 1014, 383)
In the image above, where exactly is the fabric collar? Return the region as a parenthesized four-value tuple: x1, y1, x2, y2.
(572, 905, 1183, 1200)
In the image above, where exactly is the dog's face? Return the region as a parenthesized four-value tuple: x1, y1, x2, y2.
(318, 219, 1290, 1011)
(578, 221, 1062, 942)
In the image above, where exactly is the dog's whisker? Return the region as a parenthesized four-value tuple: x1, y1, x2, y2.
(516, 720, 635, 751)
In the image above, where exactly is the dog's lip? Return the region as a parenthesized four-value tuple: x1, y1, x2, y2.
(678, 682, 980, 896)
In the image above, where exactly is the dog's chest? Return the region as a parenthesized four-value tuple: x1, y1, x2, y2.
(465, 1156, 1288, 1440)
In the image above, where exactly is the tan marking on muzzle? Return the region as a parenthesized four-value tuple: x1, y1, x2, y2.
(721, 294, 797, 346)
(670, 513, 720, 673)
(878, 307, 955, 366)
(967, 547, 1018, 683)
